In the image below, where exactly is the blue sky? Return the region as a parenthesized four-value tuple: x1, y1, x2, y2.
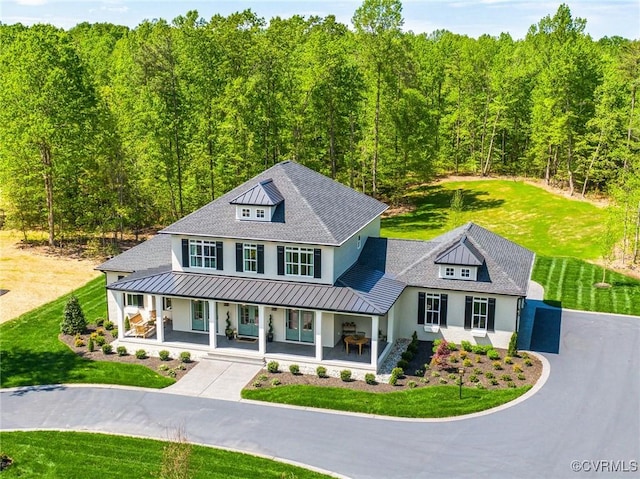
(2, 0, 638, 40)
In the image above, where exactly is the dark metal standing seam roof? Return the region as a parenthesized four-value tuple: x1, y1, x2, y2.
(434, 235, 484, 266)
(108, 271, 401, 316)
(230, 179, 285, 206)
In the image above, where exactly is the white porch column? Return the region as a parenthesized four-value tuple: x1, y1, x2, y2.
(111, 291, 125, 340)
(315, 311, 323, 361)
(208, 300, 217, 349)
(155, 295, 164, 343)
(371, 315, 379, 368)
(388, 305, 396, 343)
(258, 305, 266, 355)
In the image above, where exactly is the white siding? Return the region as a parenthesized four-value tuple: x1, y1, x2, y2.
(332, 217, 381, 281)
(394, 287, 520, 349)
(104, 271, 126, 324)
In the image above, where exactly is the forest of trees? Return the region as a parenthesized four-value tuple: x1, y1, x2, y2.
(0, 0, 638, 261)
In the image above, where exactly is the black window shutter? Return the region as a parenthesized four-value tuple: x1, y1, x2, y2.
(417, 292, 425, 325)
(464, 296, 473, 329)
(181, 239, 189, 267)
(313, 248, 322, 278)
(216, 241, 224, 270)
(257, 245, 265, 274)
(487, 298, 496, 331)
(277, 246, 285, 275)
(440, 294, 448, 327)
(235, 243, 243, 272)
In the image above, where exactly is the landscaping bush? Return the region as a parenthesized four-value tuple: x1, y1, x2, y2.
(490, 378, 499, 386)
(415, 368, 425, 377)
(388, 375, 398, 386)
(364, 373, 376, 385)
(476, 383, 486, 389)
(500, 374, 512, 382)
(103, 320, 114, 331)
(95, 318, 105, 327)
(159, 350, 171, 361)
(74, 337, 84, 347)
(316, 366, 327, 378)
(407, 343, 418, 355)
(504, 356, 513, 364)
(487, 349, 500, 360)
(101, 344, 112, 354)
(431, 371, 440, 377)
(517, 373, 526, 380)
(472, 344, 492, 355)
(459, 351, 468, 359)
(289, 364, 300, 375)
(447, 342, 458, 351)
(524, 358, 533, 367)
(492, 361, 503, 370)
(407, 380, 417, 389)
(117, 346, 127, 356)
(60, 296, 87, 335)
(461, 340, 473, 352)
(401, 351, 414, 361)
(267, 361, 279, 373)
(431, 339, 442, 352)
(271, 378, 281, 386)
(391, 367, 404, 378)
(252, 380, 262, 388)
(94, 336, 106, 346)
(87, 336, 94, 352)
(469, 375, 479, 383)
(179, 352, 191, 363)
(449, 354, 459, 363)
(508, 332, 518, 357)
(507, 381, 516, 388)
(521, 352, 530, 359)
(411, 331, 418, 343)
(340, 369, 352, 382)
(439, 378, 448, 384)
(111, 328, 118, 338)
(135, 349, 147, 359)
(484, 372, 495, 379)
(447, 373, 457, 380)
(258, 374, 268, 382)
(124, 317, 131, 332)
(473, 367, 482, 375)
(462, 358, 472, 367)
(430, 339, 451, 368)
(396, 359, 409, 371)
(513, 364, 523, 373)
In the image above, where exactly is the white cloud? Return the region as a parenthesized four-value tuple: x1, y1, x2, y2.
(100, 5, 129, 13)
(14, 0, 48, 6)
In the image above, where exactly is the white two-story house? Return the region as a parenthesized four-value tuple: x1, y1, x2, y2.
(98, 161, 534, 372)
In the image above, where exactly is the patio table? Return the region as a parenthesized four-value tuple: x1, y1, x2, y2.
(344, 335, 369, 355)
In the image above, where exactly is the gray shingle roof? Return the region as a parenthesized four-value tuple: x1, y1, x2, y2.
(230, 179, 284, 206)
(96, 234, 172, 273)
(160, 161, 388, 246)
(359, 223, 534, 296)
(108, 270, 397, 315)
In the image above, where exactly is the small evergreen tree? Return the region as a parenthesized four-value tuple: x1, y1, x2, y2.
(60, 295, 86, 335)
(508, 332, 518, 357)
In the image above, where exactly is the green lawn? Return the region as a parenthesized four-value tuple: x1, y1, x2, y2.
(381, 180, 607, 260)
(0, 431, 330, 478)
(0, 276, 174, 389)
(242, 384, 530, 418)
(533, 257, 640, 315)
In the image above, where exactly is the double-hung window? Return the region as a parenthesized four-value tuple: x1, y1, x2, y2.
(445, 267, 455, 277)
(125, 293, 144, 307)
(473, 297, 489, 330)
(285, 246, 314, 277)
(425, 293, 441, 325)
(189, 239, 216, 269)
(461, 268, 470, 278)
(243, 243, 257, 272)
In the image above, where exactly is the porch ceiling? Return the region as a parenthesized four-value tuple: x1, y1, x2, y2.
(108, 270, 401, 315)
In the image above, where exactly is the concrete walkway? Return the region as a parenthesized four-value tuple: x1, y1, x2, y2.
(164, 359, 262, 400)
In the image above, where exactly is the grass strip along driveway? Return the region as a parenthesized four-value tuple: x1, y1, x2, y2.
(242, 384, 530, 418)
(0, 276, 173, 389)
(0, 431, 330, 478)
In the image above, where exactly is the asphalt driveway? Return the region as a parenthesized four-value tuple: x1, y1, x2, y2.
(1, 309, 638, 479)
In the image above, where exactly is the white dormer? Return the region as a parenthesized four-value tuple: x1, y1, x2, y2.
(230, 178, 284, 222)
(434, 235, 484, 281)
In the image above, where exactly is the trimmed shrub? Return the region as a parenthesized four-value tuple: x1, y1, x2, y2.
(407, 380, 417, 389)
(415, 368, 425, 377)
(484, 372, 495, 379)
(524, 358, 533, 367)
(513, 364, 523, 373)
(504, 356, 513, 364)
(258, 374, 268, 381)
(507, 381, 516, 388)
(60, 296, 87, 335)
(407, 343, 418, 355)
(135, 349, 147, 359)
(490, 378, 499, 386)
(159, 350, 171, 361)
(473, 368, 482, 374)
(472, 344, 493, 355)
(520, 352, 530, 359)
(340, 369, 352, 382)
(500, 374, 512, 382)
(462, 358, 472, 367)
(517, 373, 526, 380)
(94, 336, 106, 346)
(124, 317, 131, 332)
(492, 361, 503, 370)
(439, 378, 448, 384)
(271, 378, 281, 386)
(508, 332, 518, 357)
(459, 351, 468, 359)
(117, 346, 127, 356)
(103, 320, 114, 331)
(391, 367, 404, 378)
(179, 352, 192, 363)
(252, 380, 262, 388)
(389, 375, 398, 386)
(101, 344, 112, 354)
(267, 361, 279, 373)
(364, 373, 376, 385)
(476, 383, 486, 390)
(469, 374, 479, 383)
(396, 359, 409, 371)
(447, 373, 457, 380)
(461, 340, 473, 352)
(87, 336, 94, 352)
(430, 339, 451, 368)
(487, 349, 500, 360)
(74, 338, 84, 347)
(289, 364, 300, 375)
(411, 331, 418, 342)
(111, 328, 118, 338)
(431, 371, 440, 378)
(431, 339, 442, 352)
(401, 351, 414, 361)
(95, 318, 105, 327)
(449, 354, 459, 363)
(316, 366, 327, 378)
(447, 342, 458, 351)
(96, 328, 105, 337)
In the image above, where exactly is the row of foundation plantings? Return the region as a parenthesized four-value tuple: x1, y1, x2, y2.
(0, 431, 330, 478)
(242, 347, 538, 418)
(0, 276, 174, 389)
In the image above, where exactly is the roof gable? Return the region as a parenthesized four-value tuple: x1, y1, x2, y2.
(434, 235, 484, 266)
(230, 179, 284, 206)
(161, 161, 388, 245)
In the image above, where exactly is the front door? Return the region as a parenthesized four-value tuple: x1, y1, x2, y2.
(238, 305, 258, 337)
(191, 300, 209, 332)
(286, 309, 314, 343)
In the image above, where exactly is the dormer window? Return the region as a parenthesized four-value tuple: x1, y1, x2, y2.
(445, 267, 455, 277)
(230, 178, 284, 223)
(461, 268, 470, 278)
(256, 209, 265, 218)
(241, 208, 250, 218)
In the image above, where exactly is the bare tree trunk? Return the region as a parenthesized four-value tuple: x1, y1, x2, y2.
(567, 134, 575, 196)
(348, 111, 356, 189)
(372, 63, 381, 196)
(482, 110, 500, 176)
(545, 144, 552, 185)
(581, 129, 604, 198)
(40, 143, 55, 247)
(624, 86, 636, 170)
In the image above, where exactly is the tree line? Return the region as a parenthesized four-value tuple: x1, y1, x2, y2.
(0, 1, 638, 262)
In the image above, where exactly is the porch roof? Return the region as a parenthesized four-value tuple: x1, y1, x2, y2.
(108, 269, 402, 315)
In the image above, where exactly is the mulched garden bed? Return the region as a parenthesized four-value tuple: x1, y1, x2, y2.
(59, 326, 197, 382)
(246, 341, 542, 393)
